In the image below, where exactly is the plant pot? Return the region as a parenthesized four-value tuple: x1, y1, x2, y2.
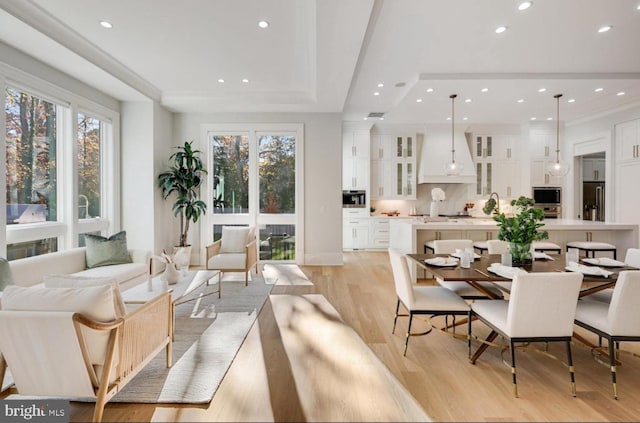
(172, 246, 192, 271)
(509, 242, 533, 267)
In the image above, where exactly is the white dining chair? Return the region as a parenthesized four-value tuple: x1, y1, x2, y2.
(388, 248, 470, 356)
(486, 239, 509, 254)
(574, 270, 640, 399)
(432, 239, 504, 300)
(468, 272, 583, 397)
(581, 248, 640, 304)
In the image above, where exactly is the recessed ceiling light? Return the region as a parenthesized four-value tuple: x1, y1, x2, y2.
(363, 117, 368, 120)
(617, 91, 626, 96)
(373, 91, 380, 96)
(637, 4, 640, 10)
(598, 25, 612, 33)
(530, 117, 537, 121)
(465, 98, 472, 103)
(495, 26, 508, 34)
(518, 1, 533, 11)
(481, 88, 489, 92)
(538, 88, 547, 93)
(517, 99, 525, 103)
(99, 20, 113, 29)
(217, 79, 225, 83)
(463, 117, 469, 121)
(446, 117, 451, 121)
(547, 117, 553, 121)
(416, 98, 423, 103)
(242, 78, 249, 83)
(258, 20, 269, 29)
(567, 98, 576, 103)
(594, 87, 604, 92)
(426, 88, 434, 93)
(379, 117, 384, 121)
(377, 83, 384, 88)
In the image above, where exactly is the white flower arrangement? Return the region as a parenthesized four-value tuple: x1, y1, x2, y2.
(431, 188, 446, 202)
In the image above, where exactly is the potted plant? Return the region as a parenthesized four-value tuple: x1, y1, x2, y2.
(158, 141, 207, 269)
(484, 196, 548, 267)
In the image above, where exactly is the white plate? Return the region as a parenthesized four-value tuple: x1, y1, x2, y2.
(582, 257, 626, 267)
(425, 257, 459, 267)
(450, 252, 481, 259)
(565, 264, 613, 277)
(487, 264, 528, 279)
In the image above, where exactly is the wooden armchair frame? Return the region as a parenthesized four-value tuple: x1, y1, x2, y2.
(0, 291, 172, 423)
(206, 238, 258, 286)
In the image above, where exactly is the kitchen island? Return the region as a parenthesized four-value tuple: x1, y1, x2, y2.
(390, 218, 639, 268)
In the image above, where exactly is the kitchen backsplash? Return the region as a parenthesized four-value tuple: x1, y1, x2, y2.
(372, 183, 475, 216)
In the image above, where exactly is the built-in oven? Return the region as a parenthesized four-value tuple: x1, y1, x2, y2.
(342, 190, 366, 208)
(532, 187, 561, 218)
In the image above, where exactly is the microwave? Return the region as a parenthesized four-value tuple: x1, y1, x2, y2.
(342, 190, 366, 208)
(532, 187, 561, 205)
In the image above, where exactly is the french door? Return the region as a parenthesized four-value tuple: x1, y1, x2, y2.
(202, 124, 304, 264)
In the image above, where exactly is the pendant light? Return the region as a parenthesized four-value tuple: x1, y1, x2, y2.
(444, 94, 463, 175)
(547, 93, 570, 177)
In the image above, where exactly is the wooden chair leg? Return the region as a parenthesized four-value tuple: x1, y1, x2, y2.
(566, 341, 576, 397)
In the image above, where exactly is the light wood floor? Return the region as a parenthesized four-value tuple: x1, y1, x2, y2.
(55, 253, 640, 421)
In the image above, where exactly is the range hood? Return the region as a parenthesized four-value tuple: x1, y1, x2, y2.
(418, 124, 476, 184)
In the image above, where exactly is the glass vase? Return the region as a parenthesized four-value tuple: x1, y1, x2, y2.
(508, 242, 533, 267)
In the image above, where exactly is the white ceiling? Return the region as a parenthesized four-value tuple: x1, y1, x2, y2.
(1, 0, 639, 125)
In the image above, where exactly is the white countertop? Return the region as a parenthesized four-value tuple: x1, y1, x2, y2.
(391, 218, 638, 230)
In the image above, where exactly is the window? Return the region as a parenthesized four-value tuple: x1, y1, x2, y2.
(206, 124, 303, 263)
(77, 113, 101, 219)
(5, 87, 58, 225)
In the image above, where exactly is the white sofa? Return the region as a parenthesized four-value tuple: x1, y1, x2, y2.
(8, 247, 150, 291)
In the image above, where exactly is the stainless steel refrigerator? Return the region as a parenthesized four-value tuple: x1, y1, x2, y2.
(583, 181, 605, 221)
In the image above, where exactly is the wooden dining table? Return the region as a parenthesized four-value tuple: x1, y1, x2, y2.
(407, 252, 640, 361)
(406, 253, 638, 299)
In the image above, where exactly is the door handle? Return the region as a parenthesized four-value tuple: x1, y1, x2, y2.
(507, 148, 511, 159)
(545, 146, 549, 156)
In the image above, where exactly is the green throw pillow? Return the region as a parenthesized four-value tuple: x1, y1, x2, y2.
(84, 231, 132, 269)
(0, 256, 14, 291)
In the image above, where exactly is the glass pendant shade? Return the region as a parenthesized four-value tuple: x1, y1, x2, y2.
(546, 159, 570, 177)
(444, 161, 463, 175)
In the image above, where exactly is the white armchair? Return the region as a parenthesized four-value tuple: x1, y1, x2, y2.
(0, 285, 172, 422)
(206, 226, 258, 286)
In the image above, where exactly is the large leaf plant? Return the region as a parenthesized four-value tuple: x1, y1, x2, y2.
(158, 141, 207, 247)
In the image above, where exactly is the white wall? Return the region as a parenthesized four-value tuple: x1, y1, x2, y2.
(173, 112, 343, 266)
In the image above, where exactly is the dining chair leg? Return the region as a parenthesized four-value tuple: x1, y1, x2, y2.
(392, 299, 401, 334)
(510, 341, 518, 398)
(467, 315, 472, 359)
(403, 314, 414, 356)
(609, 339, 618, 399)
(566, 341, 577, 397)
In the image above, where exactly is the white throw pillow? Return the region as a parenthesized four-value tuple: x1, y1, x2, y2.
(220, 226, 250, 253)
(44, 274, 126, 318)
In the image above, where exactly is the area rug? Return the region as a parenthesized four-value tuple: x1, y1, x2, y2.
(110, 277, 273, 404)
(262, 264, 314, 286)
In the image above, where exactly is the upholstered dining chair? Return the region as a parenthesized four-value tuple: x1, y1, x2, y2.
(468, 272, 583, 397)
(388, 248, 470, 356)
(206, 226, 258, 286)
(432, 239, 504, 300)
(581, 248, 640, 304)
(486, 239, 509, 254)
(574, 270, 640, 399)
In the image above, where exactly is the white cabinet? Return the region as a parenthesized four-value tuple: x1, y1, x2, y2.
(394, 161, 416, 198)
(582, 158, 605, 181)
(370, 218, 391, 249)
(615, 161, 640, 225)
(493, 160, 522, 198)
(393, 135, 415, 159)
(531, 160, 563, 186)
(370, 160, 392, 199)
(529, 129, 555, 158)
(343, 129, 370, 190)
(343, 218, 370, 250)
(473, 134, 514, 160)
(473, 161, 493, 196)
(615, 119, 640, 162)
(370, 134, 394, 160)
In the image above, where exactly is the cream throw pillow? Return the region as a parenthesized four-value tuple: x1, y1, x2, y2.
(44, 274, 126, 318)
(220, 226, 250, 253)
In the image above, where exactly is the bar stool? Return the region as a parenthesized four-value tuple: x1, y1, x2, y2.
(424, 240, 435, 254)
(532, 241, 562, 254)
(566, 241, 617, 260)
